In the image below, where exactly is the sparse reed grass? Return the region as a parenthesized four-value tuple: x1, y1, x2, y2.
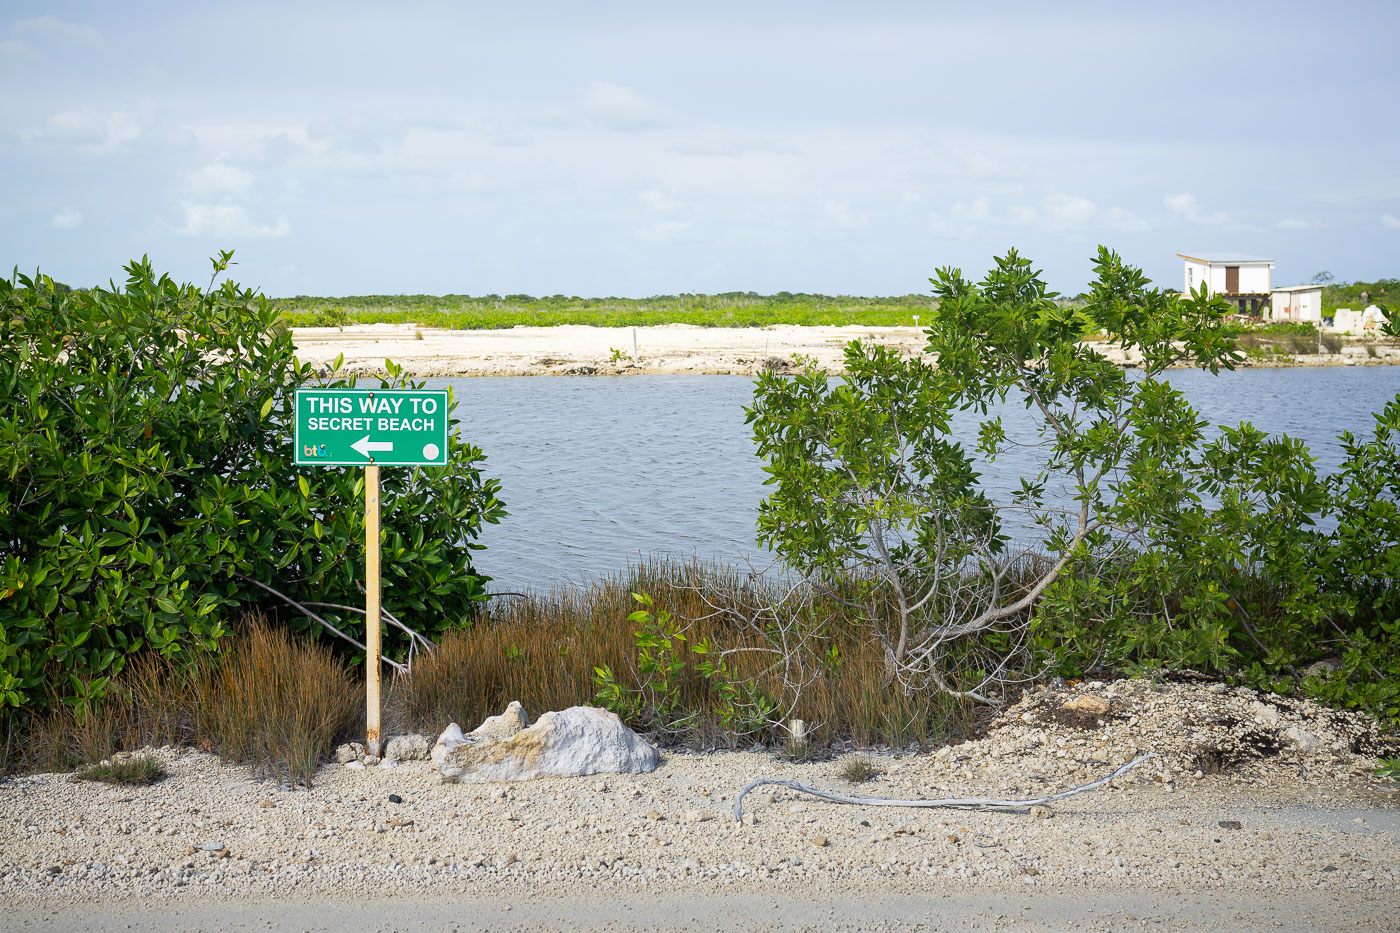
(387, 559, 977, 751)
(191, 617, 360, 784)
(3, 616, 359, 784)
(5, 562, 984, 777)
(73, 755, 167, 785)
(839, 755, 880, 783)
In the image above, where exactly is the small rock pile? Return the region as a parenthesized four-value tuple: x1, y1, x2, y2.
(433, 702, 660, 783)
(332, 702, 660, 784)
(332, 733, 432, 771)
(965, 679, 1398, 789)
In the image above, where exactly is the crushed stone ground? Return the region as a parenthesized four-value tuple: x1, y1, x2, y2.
(3, 679, 1397, 929)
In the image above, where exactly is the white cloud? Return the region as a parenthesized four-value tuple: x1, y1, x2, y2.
(1383, 214, 1400, 230)
(1105, 206, 1148, 232)
(821, 199, 868, 228)
(11, 15, 101, 45)
(48, 208, 82, 229)
(583, 82, 658, 131)
(183, 122, 327, 158)
(1164, 192, 1229, 225)
(667, 130, 791, 157)
(490, 130, 534, 148)
(1044, 193, 1097, 226)
(1276, 217, 1309, 231)
(22, 108, 140, 151)
(642, 188, 684, 214)
(1008, 198, 1144, 232)
(635, 219, 693, 242)
(929, 196, 991, 238)
(0, 38, 35, 62)
(445, 170, 489, 192)
(177, 203, 289, 238)
(187, 163, 255, 194)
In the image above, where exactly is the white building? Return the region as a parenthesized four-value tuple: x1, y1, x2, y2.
(1270, 284, 1323, 323)
(1177, 252, 1275, 314)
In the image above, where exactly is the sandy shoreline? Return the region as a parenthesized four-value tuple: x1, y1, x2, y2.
(290, 323, 1400, 378)
(291, 323, 919, 378)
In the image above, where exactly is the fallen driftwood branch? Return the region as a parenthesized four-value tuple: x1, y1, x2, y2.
(303, 601, 437, 653)
(235, 574, 408, 675)
(732, 752, 1156, 822)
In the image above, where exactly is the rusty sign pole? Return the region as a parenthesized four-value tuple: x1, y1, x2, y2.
(364, 462, 382, 758)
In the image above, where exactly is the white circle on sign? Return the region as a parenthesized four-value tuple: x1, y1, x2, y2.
(423, 443, 440, 460)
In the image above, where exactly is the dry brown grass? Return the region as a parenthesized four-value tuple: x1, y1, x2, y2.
(5, 616, 359, 784)
(387, 560, 976, 751)
(5, 563, 982, 778)
(190, 618, 360, 784)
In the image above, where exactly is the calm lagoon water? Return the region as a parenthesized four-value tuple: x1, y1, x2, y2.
(431, 368, 1400, 594)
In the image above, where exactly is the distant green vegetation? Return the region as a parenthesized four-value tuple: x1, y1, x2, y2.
(270, 291, 937, 330)
(1319, 277, 1397, 315)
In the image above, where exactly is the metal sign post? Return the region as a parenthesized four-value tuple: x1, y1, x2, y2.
(293, 387, 450, 757)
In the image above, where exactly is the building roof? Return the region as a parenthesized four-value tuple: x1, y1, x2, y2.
(1176, 252, 1274, 264)
(1273, 284, 1323, 293)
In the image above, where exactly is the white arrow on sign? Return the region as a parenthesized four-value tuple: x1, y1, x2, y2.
(351, 435, 394, 459)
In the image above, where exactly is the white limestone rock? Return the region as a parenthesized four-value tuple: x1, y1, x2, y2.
(437, 703, 659, 783)
(384, 733, 431, 762)
(1282, 726, 1322, 756)
(431, 723, 467, 769)
(476, 700, 533, 740)
(1249, 701, 1282, 729)
(334, 742, 365, 764)
(431, 701, 530, 767)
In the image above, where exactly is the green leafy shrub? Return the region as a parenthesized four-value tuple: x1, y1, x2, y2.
(0, 255, 504, 719)
(1306, 395, 1400, 722)
(594, 592, 695, 732)
(749, 247, 1241, 704)
(1039, 393, 1400, 725)
(747, 246, 1400, 725)
(312, 306, 351, 329)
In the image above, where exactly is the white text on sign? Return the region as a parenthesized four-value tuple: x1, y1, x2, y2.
(304, 417, 438, 433)
(301, 395, 440, 416)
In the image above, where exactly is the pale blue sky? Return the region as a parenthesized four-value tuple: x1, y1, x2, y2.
(3, 1, 1397, 297)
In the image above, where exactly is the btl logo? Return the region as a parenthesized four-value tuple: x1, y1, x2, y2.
(304, 444, 327, 457)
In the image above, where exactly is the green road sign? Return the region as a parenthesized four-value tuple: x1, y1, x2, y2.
(295, 388, 449, 466)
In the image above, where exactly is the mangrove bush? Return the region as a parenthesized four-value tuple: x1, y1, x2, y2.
(0, 254, 504, 720)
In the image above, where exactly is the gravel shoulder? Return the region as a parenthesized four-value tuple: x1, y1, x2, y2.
(14, 887, 1400, 932)
(4, 679, 1398, 930)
